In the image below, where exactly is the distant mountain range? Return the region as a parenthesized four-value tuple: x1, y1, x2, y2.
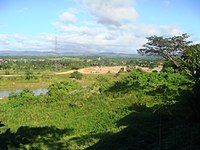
(0, 50, 140, 57)
(0, 51, 58, 56)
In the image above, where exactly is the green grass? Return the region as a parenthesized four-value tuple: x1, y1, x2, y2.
(0, 70, 199, 149)
(0, 84, 134, 149)
(0, 70, 124, 91)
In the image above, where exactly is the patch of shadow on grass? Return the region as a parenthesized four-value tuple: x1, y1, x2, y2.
(0, 125, 73, 150)
(87, 104, 200, 150)
(86, 104, 160, 150)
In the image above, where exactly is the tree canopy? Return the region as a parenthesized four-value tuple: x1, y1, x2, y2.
(137, 34, 200, 81)
(138, 33, 200, 120)
(137, 33, 191, 67)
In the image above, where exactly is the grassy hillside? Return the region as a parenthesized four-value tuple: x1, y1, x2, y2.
(0, 68, 199, 149)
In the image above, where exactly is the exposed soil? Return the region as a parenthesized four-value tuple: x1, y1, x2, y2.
(55, 66, 127, 75)
(55, 65, 163, 75)
(133, 65, 163, 72)
(78, 66, 127, 74)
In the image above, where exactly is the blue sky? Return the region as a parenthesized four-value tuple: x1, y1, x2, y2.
(0, 0, 200, 53)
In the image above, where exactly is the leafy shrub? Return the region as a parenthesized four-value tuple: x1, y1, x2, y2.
(70, 71, 83, 80)
(96, 75, 108, 82)
(25, 68, 33, 80)
(5, 70, 10, 75)
(107, 68, 192, 103)
(7, 89, 36, 108)
(114, 72, 120, 77)
(47, 81, 78, 102)
(118, 67, 125, 73)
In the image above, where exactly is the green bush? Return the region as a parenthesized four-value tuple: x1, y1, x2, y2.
(118, 67, 125, 73)
(107, 68, 192, 103)
(7, 89, 36, 108)
(70, 71, 83, 80)
(5, 70, 10, 75)
(47, 81, 78, 102)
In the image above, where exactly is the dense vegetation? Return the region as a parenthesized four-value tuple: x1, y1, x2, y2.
(138, 34, 200, 121)
(0, 67, 199, 149)
(0, 34, 200, 149)
(0, 55, 161, 73)
(0, 55, 161, 91)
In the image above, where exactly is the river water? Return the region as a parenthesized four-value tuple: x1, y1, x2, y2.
(0, 89, 48, 98)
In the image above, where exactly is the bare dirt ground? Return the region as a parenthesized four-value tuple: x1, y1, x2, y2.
(78, 66, 127, 74)
(55, 65, 163, 75)
(0, 75, 22, 77)
(0, 66, 163, 77)
(55, 66, 127, 75)
(134, 65, 163, 72)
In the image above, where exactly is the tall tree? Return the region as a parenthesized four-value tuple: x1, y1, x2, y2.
(138, 33, 191, 67)
(138, 34, 200, 121)
(138, 34, 192, 75)
(182, 44, 200, 82)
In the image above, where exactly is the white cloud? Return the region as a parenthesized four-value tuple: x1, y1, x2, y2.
(0, 34, 9, 45)
(0, 25, 186, 53)
(48, 0, 187, 53)
(12, 34, 27, 43)
(0, 34, 54, 51)
(51, 21, 184, 53)
(135, 24, 181, 38)
(194, 41, 200, 44)
(79, 0, 138, 26)
(59, 12, 76, 23)
(1, 0, 189, 54)
(52, 22, 97, 35)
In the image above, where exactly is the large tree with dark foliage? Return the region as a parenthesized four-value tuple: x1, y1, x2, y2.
(137, 34, 200, 80)
(137, 33, 191, 68)
(138, 34, 200, 121)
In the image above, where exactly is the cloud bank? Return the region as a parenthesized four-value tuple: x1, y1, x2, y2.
(0, 0, 192, 54)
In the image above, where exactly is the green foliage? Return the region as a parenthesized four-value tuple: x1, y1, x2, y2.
(182, 44, 200, 82)
(25, 68, 34, 80)
(114, 72, 120, 77)
(0, 81, 133, 149)
(5, 70, 10, 75)
(95, 75, 107, 82)
(118, 67, 124, 73)
(162, 61, 176, 70)
(6, 89, 36, 108)
(47, 81, 78, 102)
(137, 34, 200, 82)
(107, 68, 192, 103)
(0, 68, 199, 149)
(70, 71, 83, 80)
(138, 34, 200, 120)
(96, 75, 111, 93)
(137, 33, 191, 68)
(0, 55, 199, 148)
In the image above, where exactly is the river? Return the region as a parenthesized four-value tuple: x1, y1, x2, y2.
(0, 88, 48, 98)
